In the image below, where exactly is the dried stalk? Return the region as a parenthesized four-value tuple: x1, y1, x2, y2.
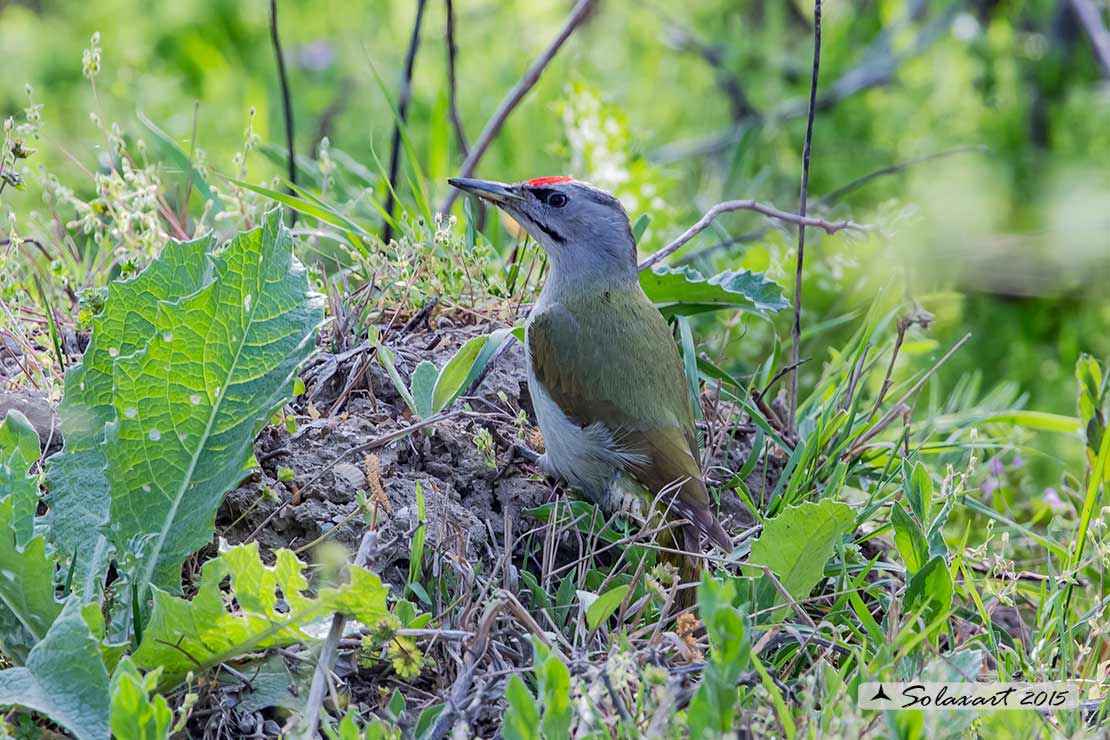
(637, 199, 868, 272)
(786, 0, 823, 429)
(439, 0, 596, 214)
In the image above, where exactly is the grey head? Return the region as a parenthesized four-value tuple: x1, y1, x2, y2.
(447, 176, 637, 285)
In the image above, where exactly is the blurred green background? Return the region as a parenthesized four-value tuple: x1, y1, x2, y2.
(3, 0, 1109, 487)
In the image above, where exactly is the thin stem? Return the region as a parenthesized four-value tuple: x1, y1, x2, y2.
(787, 0, 822, 430)
(440, 0, 596, 214)
(269, 0, 297, 224)
(445, 0, 470, 157)
(382, 0, 429, 244)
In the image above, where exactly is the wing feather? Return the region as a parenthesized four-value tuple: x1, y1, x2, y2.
(527, 288, 731, 550)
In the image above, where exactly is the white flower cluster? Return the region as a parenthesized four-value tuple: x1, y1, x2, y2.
(559, 83, 673, 242)
(82, 32, 102, 81)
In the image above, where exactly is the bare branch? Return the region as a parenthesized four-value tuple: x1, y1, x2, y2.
(268, 0, 297, 225)
(637, 199, 868, 272)
(383, 0, 429, 244)
(787, 0, 823, 428)
(439, 0, 596, 214)
(1069, 0, 1110, 78)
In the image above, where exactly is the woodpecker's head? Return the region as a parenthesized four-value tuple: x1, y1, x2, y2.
(448, 176, 637, 281)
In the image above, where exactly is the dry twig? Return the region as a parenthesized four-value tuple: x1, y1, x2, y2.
(637, 199, 868, 271)
(383, 0, 429, 244)
(439, 0, 596, 214)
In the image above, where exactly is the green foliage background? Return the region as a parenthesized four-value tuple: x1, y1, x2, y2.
(5, 0, 1109, 491)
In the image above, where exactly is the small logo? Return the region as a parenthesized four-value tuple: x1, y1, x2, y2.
(858, 682, 1082, 711)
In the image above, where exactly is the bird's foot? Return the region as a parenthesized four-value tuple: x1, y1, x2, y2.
(493, 443, 542, 482)
(511, 443, 541, 466)
(604, 473, 648, 523)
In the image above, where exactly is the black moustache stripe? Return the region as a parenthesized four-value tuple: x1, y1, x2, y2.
(519, 212, 565, 244)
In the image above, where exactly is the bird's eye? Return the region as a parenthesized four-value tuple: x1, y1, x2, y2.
(546, 192, 568, 208)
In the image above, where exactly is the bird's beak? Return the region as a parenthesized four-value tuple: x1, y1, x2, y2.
(447, 177, 522, 205)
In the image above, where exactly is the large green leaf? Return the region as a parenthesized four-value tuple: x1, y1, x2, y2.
(45, 233, 214, 596)
(0, 598, 110, 740)
(640, 265, 789, 319)
(132, 542, 388, 685)
(749, 499, 854, 614)
(100, 209, 322, 600)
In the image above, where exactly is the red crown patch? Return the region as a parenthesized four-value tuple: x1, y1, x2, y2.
(526, 176, 573, 186)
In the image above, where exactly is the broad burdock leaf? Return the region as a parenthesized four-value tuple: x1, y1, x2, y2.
(132, 541, 388, 685)
(640, 264, 790, 320)
(0, 598, 110, 740)
(45, 235, 213, 597)
(749, 498, 854, 617)
(101, 209, 323, 601)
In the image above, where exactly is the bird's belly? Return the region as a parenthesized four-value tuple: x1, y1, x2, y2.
(528, 371, 621, 500)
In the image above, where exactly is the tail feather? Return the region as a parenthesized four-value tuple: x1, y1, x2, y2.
(680, 503, 733, 553)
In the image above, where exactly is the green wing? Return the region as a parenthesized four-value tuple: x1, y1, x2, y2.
(527, 288, 730, 549)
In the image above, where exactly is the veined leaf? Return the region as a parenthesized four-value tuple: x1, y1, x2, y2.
(640, 265, 789, 319)
(101, 209, 323, 601)
(132, 541, 388, 685)
(0, 598, 110, 740)
(45, 235, 213, 597)
(749, 499, 853, 614)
